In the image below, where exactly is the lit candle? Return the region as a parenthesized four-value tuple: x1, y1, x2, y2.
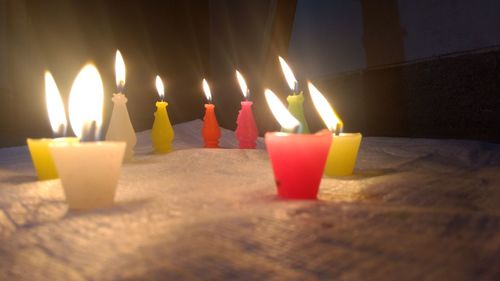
(309, 82, 362, 176)
(26, 72, 78, 180)
(264, 89, 331, 199)
(201, 79, 221, 148)
(278, 56, 310, 133)
(234, 70, 258, 149)
(50, 64, 126, 210)
(105, 50, 137, 161)
(151, 75, 175, 153)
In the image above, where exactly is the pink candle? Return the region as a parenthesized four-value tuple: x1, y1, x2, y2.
(266, 131, 331, 199)
(264, 89, 332, 199)
(235, 71, 258, 148)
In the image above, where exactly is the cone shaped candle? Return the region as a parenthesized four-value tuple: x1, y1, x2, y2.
(50, 64, 125, 210)
(278, 56, 310, 133)
(105, 50, 137, 161)
(27, 72, 78, 180)
(309, 82, 362, 176)
(201, 79, 221, 148)
(235, 71, 258, 149)
(264, 89, 331, 199)
(151, 75, 174, 153)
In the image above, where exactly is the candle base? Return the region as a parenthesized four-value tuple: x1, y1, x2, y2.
(50, 141, 126, 210)
(265, 130, 331, 199)
(324, 133, 362, 177)
(27, 138, 79, 180)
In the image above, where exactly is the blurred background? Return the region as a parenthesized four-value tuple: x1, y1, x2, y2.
(1, 0, 500, 147)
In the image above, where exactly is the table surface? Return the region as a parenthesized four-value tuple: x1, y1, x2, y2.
(1, 120, 500, 281)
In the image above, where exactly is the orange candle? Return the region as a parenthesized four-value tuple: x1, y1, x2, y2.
(201, 79, 221, 148)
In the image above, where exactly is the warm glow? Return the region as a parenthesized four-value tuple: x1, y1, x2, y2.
(308, 82, 343, 132)
(202, 78, 212, 102)
(115, 50, 126, 90)
(278, 56, 297, 91)
(155, 75, 165, 100)
(264, 89, 300, 131)
(44, 71, 67, 135)
(235, 70, 248, 99)
(68, 64, 104, 139)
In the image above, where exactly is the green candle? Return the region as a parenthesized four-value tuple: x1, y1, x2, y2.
(285, 92, 310, 133)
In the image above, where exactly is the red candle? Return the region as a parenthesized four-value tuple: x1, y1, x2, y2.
(264, 89, 331, 199)
(202, 79, 221, 148)
(235, 71, 258, 149)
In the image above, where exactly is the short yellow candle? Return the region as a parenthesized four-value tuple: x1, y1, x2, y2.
(324, 133, 362, 176)
(27, 137, 78, 180)
(27, 71, 77, 180)
(309, 82, 362, 176)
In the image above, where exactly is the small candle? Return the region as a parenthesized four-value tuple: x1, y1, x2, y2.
(151, 75, 175, 153)
(278, 56, 310, 133)
(264, 89, 331, 199)
(27, 72, 78, 180)
(309, 82, 362, 176)
(105, 50, 137, 161)
(50, 64, 126, 210)
(235, 70, 258, 149)
(201, 79, 221, 148)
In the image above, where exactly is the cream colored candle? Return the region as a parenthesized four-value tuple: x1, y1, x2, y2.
(105, 50, 137, 161)
(51, 64, 125, 210)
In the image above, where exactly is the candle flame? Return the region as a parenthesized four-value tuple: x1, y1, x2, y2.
(308, 82, 343, 132)
(278, 56, 297, 91)
(155, 75, 165, 100)
(235, 70, 248, 99)
(44, 71, 67, 135)
(68, 64, 104, 139)
(115, 50, 126, 90)
(264, 89, 300, 131)
(202, 78, 212, 102)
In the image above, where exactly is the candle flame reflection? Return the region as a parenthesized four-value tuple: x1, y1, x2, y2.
(45, 71, 67, 136)
(264, 89, 300, 131)
(68, 64, 104, 139)
(308, 82, 343, 132)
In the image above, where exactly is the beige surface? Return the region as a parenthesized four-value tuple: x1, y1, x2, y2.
(1, 120, 500, 280)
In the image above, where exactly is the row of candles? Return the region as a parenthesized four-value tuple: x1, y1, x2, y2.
(27, 50, 362, 209)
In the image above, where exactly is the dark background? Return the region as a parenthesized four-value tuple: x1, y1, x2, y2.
(0, 0, 500, 147)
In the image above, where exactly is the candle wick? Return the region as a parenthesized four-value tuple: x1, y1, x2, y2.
(334, 123, 343, 136)
(54, 124, 65, 138)
(117, 82, 124, 94)
(81, 120, 98, 142)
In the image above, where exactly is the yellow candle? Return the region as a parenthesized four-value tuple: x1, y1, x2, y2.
(324, 133, 362, 176)
(27, 72, 77, 180)
(309, 82, 362, 176)
(27, 137, 78, 180)
(151, 76, 174, 153)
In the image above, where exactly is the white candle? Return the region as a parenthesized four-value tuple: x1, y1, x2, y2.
(105, 50, 137, 161)
(50, 64, 126, 210)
